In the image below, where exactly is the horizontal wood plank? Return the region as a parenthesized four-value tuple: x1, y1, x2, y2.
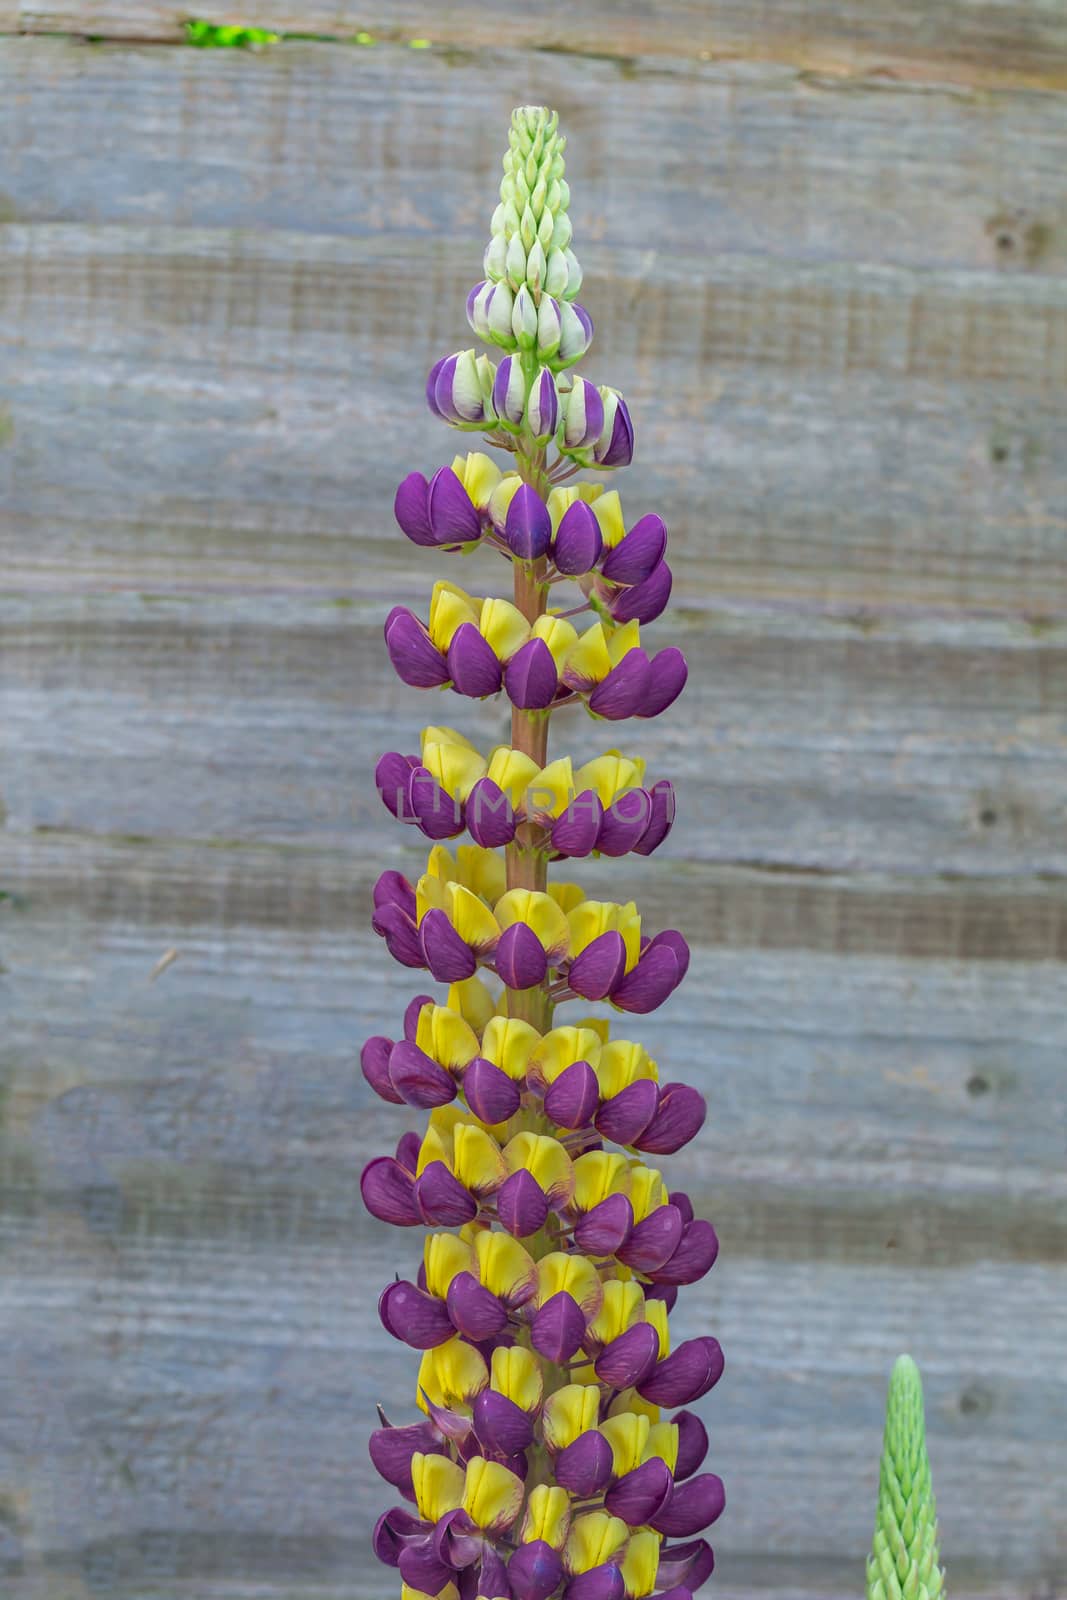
(9, 1, 1067, 91)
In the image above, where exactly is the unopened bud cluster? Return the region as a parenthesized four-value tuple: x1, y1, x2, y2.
(867, 1358, 945, 1600)
(365, 106, 721, 1600)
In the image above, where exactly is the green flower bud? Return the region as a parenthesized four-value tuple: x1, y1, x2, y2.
(544, 248, 570, 298)
(484, 234, 508, 282)
(525, 239, 547, 296)
(563, 247, 583, 300)
(487, 281, 516, 345)
(866, 1357, 945, 1600)
(512, 284, 539, 350)
(505, 233, 527, 289)
(520, 204, 538, 253)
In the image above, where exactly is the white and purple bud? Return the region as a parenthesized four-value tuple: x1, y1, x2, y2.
(487, 280, 516, 346)
(525, 238, 547, 294)
(493, 355, 528, 432)
(536, 295, 562, 362)
(525, 367, 559, 443)
(512, 284, 539, 350)
(429, 349, 488, 427)
(467, 280, 492, 340)
(558, 376, 605, 452)
(592, 388, 635, 468)
(556, 301, 593, 367)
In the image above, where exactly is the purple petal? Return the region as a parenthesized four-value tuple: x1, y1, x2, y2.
(376, 751, 419, 820)
(554, 1429, 614, 1497)
(494, 921, 548, 990)
(372, 902, 426, 970)
(632, 779, 676, 857)
(573, 1193, 634, 1255)
(504, 637, 559, 711)
(595, 1078, 659, 1147)
(651, 1474, 726, 1539)
(616, 1203, 684, 1273)
(601, 514, 667, 587)
(433, 1506, 484, 1570)
(419, 907, 478, 984)
(605, 1456, 673, 1526)
(386, 610, 451, 689)
(379, 1280, 455, 1349)
(394, 472, 435, 547)
(505, 484, 553, 561)
(594, 395, 634, 468)
(610, 560, 673, 625)
(408, 767, 465, 841)
(593, 1322, 661, 1388)
(647, 929, 691, 983)
(396, 1130, 422, 1174)
(360, 1157, 421, 1227)
(476, 1543, 513, 1599)
(399, 1537, 454, 1596)
(646, 1219, 720, 1288)
(644, 1281, 677, 1314)
(609, 944, 682, 1015)
(637, 1336, 724, 1408)
(497, 1168, 550, 1238)
(543, 1060, 600, 1130)
(657, 1541, 715, 1592)
(595, 788, 653, 857)
(637, 646, 688, 718)
(466, 777, 516, 848)
(552, 501, 603, 576)
(670, 1189, 695, 1225)
(373, 869, 417, 918)
(369, 1420, 445, 1497)
(447, 1271, 509, 1342)
(426, 356, 449, 419)
(414, 1160, 478, 1227)
(403, 994, 434, 1042)
(673, 1412, 710, 1481)
(657, 1590, 694, 1600)
(563, 1563, 624, 1600)
(566, 931, 627, 1001)
(531, 1291, 587, 1364)
(426, 1396, 475, 1446)
(463, 1057, 522, 1124)
(493, 355, 525, 426)
(428, 465, 483, 545)
(508, 1539, 563, 1600)
(634, 1082, 707, 1156)
(587, 648, 651, 720)
(373, 1505, 425, 1566)
(388, 1040, 458, 1109)
(550, 790, 604, 857)
(361, 1034, 405, 1105)
(448, 622, 504, 699)
(472, 1388, 536, 1456)
(528, 368, 559, 440)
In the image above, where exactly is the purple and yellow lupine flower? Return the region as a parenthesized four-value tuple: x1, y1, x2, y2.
(363, 105, 723, 1600)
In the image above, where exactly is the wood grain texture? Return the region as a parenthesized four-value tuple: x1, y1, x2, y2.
(1, 27, 1066, 1600)
(9, 0, 1067, 91)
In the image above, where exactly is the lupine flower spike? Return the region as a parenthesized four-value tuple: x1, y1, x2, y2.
(364, 106, 723, 1600)
(867, 1356, 946, 1600)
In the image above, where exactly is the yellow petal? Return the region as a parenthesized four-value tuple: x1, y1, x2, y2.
(453, 844, 507, 904)
(645, 1420, 680, 1472)
(402, 1585, 460, 1600)
(416, 1005, 481, 1071)
(617, 901, 642, 971)
(607, 1387, 660, 1423)
(549, 880, 587, 915)
(490, 1344, 544, 1412)
(577, 1015, 612, 1045)
(416, 1120, 452, 1177)
(486, 746, 542, 806)
(536, 1251, 602, 1318)
(411, 1451, 466, 1522)
(429, 580, 481, 651)
(495, 889, 571, 956)
(643, 1298, 670, 1360)
(504, 1133, 574, 1206)
(476, 1232, 538, 1304)
(448, 975, 497, 1032)
(420, 724, 481, 757)
(527, 1025, 603, 1088)
(596, 1040, 657, 1100)
(564, 1511, 629, 1574)
(422, 738, 488, 803)
(520, 1483, 572, 1549)
(547, 482, 603, 534)
(480, 597, 530, 661)
(628, 1164, 668, 1222)
(541, 1384, 603, 1451)
(424, 1232, 475, 1299)
(425, 844, 459, 883)
(451, 451, 502, 509)
(525, 756, 576, 820)
(416, 872, 450, 924)
(416, 1336, 489, 1413)
(567, 900, 617, 959)
(571, 1151, 631, 1213)
(620, 1529, 662, 1599)
(453, 1123, 508, 1194)
(487, 472, 523, 529)
(607, 618, 642, 667)
(480, 1016, 541, 1080)
(532, 613, 580, 668)
(564, 622, 612, 685)
(586, 1279, 645, 1346)
(591, 489, 625, 549)
(448, 883, 501, 951)
(599, 1412, 650, 1477)
(462, 1456, 525, 1532)
(574, 752, 645, 807)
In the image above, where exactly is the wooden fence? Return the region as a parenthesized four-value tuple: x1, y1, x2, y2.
(1, 4, 1065, 1597)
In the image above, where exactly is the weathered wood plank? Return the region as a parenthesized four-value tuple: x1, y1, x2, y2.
(5, 40, 1067, 276)
(10, 0, 1067, 91)
(4, 595, 1067, 882)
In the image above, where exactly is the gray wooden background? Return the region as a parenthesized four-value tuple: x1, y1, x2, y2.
(2, 4, 1066, 1597)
